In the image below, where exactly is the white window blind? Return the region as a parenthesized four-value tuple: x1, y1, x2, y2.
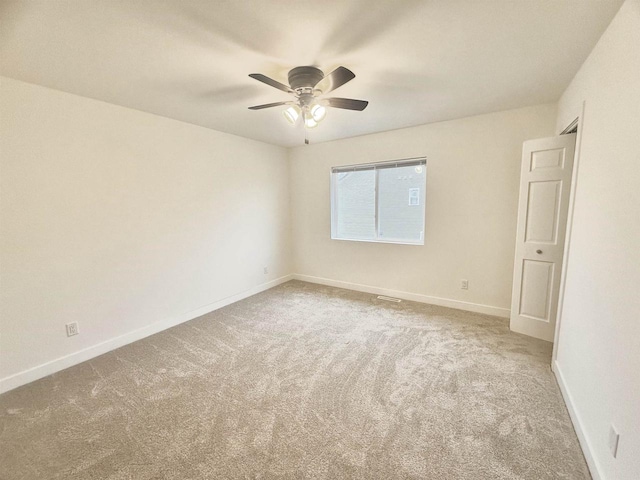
(331, 157, 427, 245)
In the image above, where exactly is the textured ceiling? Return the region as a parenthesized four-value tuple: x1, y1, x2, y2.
(0, 0, 624, 147)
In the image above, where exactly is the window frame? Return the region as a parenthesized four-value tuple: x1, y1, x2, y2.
(330, 157, 427, 246)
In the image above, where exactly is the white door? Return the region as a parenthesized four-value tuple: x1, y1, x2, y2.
(510, 133, 576, 341)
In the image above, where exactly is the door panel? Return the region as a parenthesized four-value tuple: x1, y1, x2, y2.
(524, 181, 561, 243)
(519, 260, 554, 321)
(530, 147, 566, 171)
(510, 134, 576, 341)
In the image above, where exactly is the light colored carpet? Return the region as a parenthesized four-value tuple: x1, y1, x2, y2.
(0, 280, 589, 479)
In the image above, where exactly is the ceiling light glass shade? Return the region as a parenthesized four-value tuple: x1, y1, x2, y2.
(310, 104, 326, 122)
(283, 105, 301, 125)
(304, 111, 318, 129)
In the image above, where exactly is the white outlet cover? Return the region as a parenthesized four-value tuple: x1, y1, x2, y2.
(66, 322, 79, 337)
(609, 425, 619, 458)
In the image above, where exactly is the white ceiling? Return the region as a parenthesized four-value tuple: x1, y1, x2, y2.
(0, 0, 623, 147)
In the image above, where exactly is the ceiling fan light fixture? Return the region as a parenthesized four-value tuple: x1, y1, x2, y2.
(283, 105, 301, 125)
(304, 111, 318, 129)
(310, 103, 326, 122)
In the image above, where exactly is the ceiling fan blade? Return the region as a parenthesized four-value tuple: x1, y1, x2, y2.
(324, 97, 369, 111)
(248, 73, 293, 93)
(314, 66, 355, 94)
(248, 101, 292, 110)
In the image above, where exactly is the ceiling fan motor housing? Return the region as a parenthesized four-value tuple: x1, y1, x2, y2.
(288, 66, 324, 91)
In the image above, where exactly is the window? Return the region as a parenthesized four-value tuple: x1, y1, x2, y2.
(331, 157, 426, 245)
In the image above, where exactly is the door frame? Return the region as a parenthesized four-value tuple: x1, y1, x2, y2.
(551, 101, 586, 368)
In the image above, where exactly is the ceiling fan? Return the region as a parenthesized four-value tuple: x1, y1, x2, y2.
(248, 66, 368, 144)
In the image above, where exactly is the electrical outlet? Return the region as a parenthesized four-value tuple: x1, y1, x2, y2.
(609, 425, 620, 458)
(66, 322, 79, 337)
(263, 266, 269, 275)
(461, 279, 469, 290)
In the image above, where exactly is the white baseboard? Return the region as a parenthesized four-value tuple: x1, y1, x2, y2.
(0, 274, 293, 394)
(292, 274, 510, 318)
(553, 360, 602, 480)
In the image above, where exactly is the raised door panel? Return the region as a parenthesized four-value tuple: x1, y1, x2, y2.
(519, 260, 554, 322)
(529, 147, 566, 172)
(524, 180, 562, 244)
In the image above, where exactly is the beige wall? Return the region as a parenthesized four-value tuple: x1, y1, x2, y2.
(289, 104, 556, 315)
(0, 77, 292, 390)
(554, 1, 640, 478)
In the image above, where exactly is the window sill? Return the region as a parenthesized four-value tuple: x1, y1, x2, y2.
(331, 236, 424, 246)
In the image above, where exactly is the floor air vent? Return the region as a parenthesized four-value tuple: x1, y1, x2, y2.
(377, 295, 402, 303)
